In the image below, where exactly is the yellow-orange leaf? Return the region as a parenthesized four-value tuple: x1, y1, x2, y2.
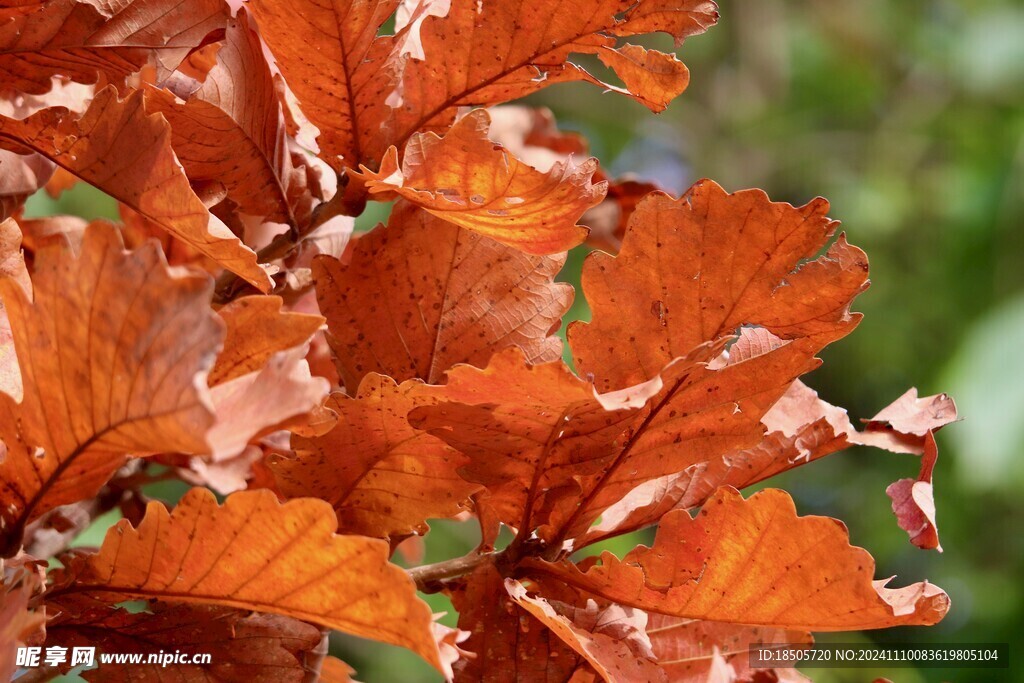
(570, 180, 869, 391)
(526, 488, 949, 630)
(49, 487, 443, 670)
(0, 223, 222, 556)
(313, 201, 571, 388)
(356, 111, 604, 254)
(0, 86, 272, 290)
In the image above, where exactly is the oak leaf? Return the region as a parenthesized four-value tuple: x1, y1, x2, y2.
(0, 217, 28, 401)
(414, 332, 823, 545)
(409, 348, 653, 534)
(0, 0, 229, 94)
(646, 616, 811, 682)
(448, 561, 591, 683)
(356, 110, 605, 254)
(48, 487, 444, 670)
(45, 600, 328, 682)
(0, 559, 45, 683)
(270, 375, 479, 539)
(211, 294, 324, 385)
(506, 580, 665, 683)
(0, 223, 222, 556)
(314, 201, 572, 388)
(0, 86, 272, 290)
(378, 0, 719, 154)
(246, 0, 401, 169)
(144, 12, 314, 227)
(524, 488, 950, 630)
(580, 381, 958, 551)
(570, 180, 869, 391)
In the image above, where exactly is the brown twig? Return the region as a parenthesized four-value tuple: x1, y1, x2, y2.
(408, 551, 494, 592)
(212, 173, 367, 304)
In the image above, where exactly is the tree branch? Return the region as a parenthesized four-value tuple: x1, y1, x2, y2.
(212, 172, 368, 304)
(408, 551, 494, 592)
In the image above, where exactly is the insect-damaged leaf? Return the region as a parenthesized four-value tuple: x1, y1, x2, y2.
(356, 111, 605, 254)
(48, 487, 444, 670)
(524, 488, 950, 630)
(0, 86, 272, 290)
(0, 223, 222, 556)
(314, 202, 572, 388)
(0, 0, 229, 94)
(570, 179, 869, 392)
(270, 376, 479, 539)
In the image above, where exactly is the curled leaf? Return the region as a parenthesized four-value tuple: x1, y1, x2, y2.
(0, 86, 272, 290)
(356, 111, 604, 254)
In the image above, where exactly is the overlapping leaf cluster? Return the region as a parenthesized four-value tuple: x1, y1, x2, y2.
(0, 1, 956, 681)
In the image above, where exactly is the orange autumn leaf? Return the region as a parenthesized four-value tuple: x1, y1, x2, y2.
(409, 348, 653, 534)
(48, 487, 443, 671)
(314, 202, 571, 388)
(248, 0, 716, 169)
(0, 0, 228, 94)
(379, 0, 719, 154)
(414, 331, 823, 545)
(0, 559, 45, 683)
(144, 12, 314, 227)
(0, 223, 222, 556)
(646, 616, 811, 683)
(570, 179, 869, 391)
(525, 488, 949, 630)
(270, 376, 479, 539)
(246, 0, 400, 170)
(357, 111, 604, 254)
(506, 580, 664, 683)
(448, 561, 592, 683)
(211, 294, 325, 385)
(206, 344, 329, 460)
(0, 86, 272, 290)
(580, 381, 957, 550)
(0, 217, 28, 401)
(44, 601, 328, 682)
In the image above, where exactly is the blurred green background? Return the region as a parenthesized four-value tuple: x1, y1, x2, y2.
(32, 0, 1023, 680)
